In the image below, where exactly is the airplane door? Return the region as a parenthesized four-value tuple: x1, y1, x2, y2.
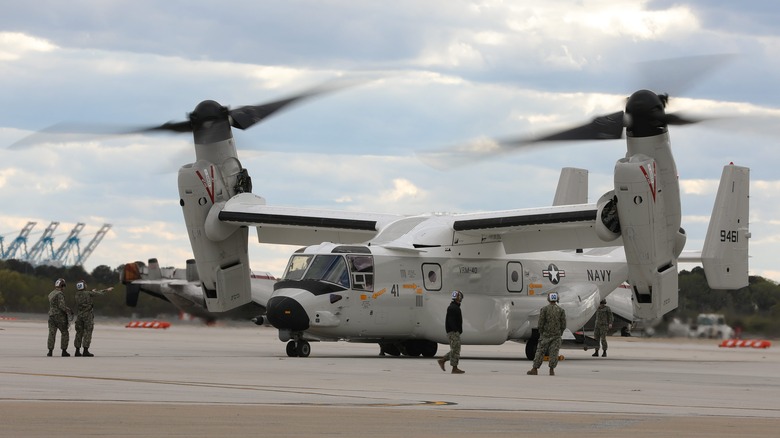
(507, 262, 524, 293)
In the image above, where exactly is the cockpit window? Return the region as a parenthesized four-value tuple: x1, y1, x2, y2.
(283, 255, 313, 281)
(302, 255, 350, 288)
(282, 253, 374, 291)
(348, 255, 374, 292)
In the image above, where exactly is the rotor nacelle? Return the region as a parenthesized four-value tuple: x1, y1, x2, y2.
(178, 134, 252, 313)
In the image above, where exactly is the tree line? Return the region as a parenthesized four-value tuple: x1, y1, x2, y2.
(0, 259, 177, 318)
(1, 259, 778, 336)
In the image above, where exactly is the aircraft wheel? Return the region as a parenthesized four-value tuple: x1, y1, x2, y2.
(296, 341, 311, 357)
(421, 341, 438, 358)
(381, 342, 401, 357)
(402, 340, 422, 357)
(525, 338, 538, 361)
(286, 341, 298, 357)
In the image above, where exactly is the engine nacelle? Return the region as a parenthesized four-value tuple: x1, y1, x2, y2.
(595, 191, 621, 242)
(614, 154, 678, 319)
(179, 155, 251, 313)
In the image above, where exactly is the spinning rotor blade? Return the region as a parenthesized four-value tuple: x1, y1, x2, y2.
(663, 112, 705, 126)
(634, 54, 735, 98)
(124, 78, 361, 135)
(421, 55, 736, 168)
(505, 111, 626, 146)
(8, 77, 365, 148)
(229, 80, 357, 130)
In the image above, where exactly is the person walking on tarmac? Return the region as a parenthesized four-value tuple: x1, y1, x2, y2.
(528, 292, 567, 376)
(47, 278, 73, 357)
(437, 290, 465, 374)
(73, 280, 114, 357)
(592, 298, 614, 357)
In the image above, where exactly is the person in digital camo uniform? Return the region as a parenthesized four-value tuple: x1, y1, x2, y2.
(437, 290, 465, 374)
(73, 280, 114, 357)
(592, 298, 614, 357)
(527, 292, 567, 376)
(47, 278, 73, 357)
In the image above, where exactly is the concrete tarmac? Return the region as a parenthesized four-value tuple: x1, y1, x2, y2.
(1, 314, 779, 437)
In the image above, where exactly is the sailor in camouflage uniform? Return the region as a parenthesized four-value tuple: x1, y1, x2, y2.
(437, 290, 465, 374)
(527, 292, 567, 376)
(73, 280, 114, 357)
(47, 278, 73, 357)
(592, 298, 614, 357)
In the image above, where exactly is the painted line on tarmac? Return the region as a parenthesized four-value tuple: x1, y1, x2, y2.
(0, 371, 457, 408)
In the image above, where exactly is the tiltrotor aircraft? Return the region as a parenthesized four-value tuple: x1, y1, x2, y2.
(169, 85, 749, 359)
(120, 257, 275, 324)
(16, 74, 751, 360)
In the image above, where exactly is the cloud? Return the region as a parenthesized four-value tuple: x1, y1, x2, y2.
(0, 1, 779, 283)
(0, 32, 57, 61)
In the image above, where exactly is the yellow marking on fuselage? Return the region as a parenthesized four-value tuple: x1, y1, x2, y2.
(372, 288, 387, 299)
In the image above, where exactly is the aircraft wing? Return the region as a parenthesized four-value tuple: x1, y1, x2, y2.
(220, 193, 405, 246)
(451, 203, 618, 254)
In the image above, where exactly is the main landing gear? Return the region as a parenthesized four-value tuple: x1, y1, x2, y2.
(525, 331, 539, 360)
(378, 340, 438, 357)
(286, 340, 311, 357)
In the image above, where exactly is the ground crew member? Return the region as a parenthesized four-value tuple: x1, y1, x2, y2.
(73, 280, 114, 357)
(592, 298, 614, 357)
(528, 292, 567, 376)
(437, 290, 465, 374)
(47, 278, 73, 357)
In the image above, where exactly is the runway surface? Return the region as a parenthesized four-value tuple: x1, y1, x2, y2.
(1, 314, 778, 437)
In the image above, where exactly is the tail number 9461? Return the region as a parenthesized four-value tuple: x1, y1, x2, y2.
(721, 230, 739, 243)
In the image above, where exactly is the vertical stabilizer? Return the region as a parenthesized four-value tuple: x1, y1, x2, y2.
(553, 167, 588, 206)
(701, 164, 750, 289)
(147, 258, 162, 280)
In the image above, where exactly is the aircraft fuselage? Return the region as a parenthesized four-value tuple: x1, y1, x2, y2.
(266, 242, 627, 346)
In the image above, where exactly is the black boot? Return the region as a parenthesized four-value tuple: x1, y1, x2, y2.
(592, 349, 599, 357)
(75, 348, 82, 357)
(83, 348, 94, 357)
(602, 351, 607, 357)
(47, 349, 53, 357)
(62, 350, 70, 357)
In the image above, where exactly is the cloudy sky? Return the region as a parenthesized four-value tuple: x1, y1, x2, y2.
(1, 0, 779, 283)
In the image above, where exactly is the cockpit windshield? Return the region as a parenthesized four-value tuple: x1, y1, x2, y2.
(282, 254, 350, 289)
(283, 255, 313, 281)
(305, 255, 350, 288)
(282, 253, 375, 291)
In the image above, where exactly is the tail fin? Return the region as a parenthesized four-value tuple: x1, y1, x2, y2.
(147, 258, 162, 280)
(185, 259, 200, 282)
(701, 164, 750, 289)
(125, 284, 141, 307)
(120, 262, 144, 307)
(553, 167, 588, 206)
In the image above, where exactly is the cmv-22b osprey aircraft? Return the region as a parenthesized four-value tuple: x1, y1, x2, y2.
(161, 84, 750, 359)
(120, 257, 276, 324)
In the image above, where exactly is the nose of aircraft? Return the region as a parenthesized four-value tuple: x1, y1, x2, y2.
(266, 295, 310, 331)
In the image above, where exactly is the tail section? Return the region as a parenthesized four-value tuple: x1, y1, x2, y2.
(701, 164, 750, 289)
(120, 261, 145, 307)
(147, 258, 162, 280)
(553, 167, 588, 206)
